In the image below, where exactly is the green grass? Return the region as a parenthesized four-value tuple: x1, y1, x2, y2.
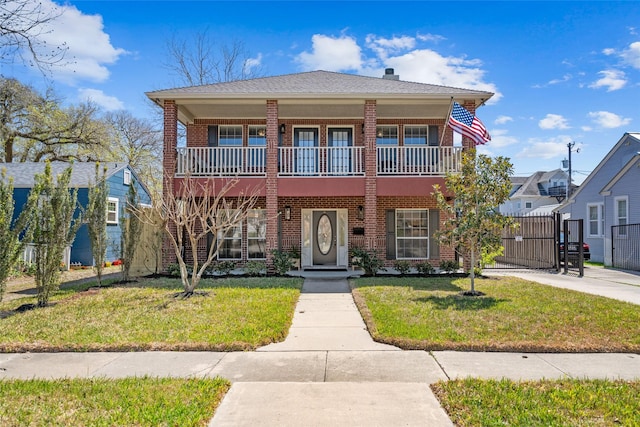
(432, 378, 640, 426)
(0, 277, 303, 352)
(352, 276, 640, 352)
(0, 377, 229, 426)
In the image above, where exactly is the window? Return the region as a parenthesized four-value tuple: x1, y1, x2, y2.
(376, 126, 398, 145)
(247, 209, 267, 259)
(219, 125, 243, 146)
(525, 202, 532, 209)
(218, 210, 242, 260)
(107, 198, 119, 225)
(404, 126, 428, 145)
(123, 170, 131, 185)
(587, 203, 604, 237)
(328, 128, 352, 175)
(615, 196, 629, 236)
(396, 209, 429, 259)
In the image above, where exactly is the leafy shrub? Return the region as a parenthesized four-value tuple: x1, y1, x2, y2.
(351, 247, 384, 276)
(415, 261, 435, 276)
(393, 260, 411, 275)
(439, 260, 460, 275)
(212, 260, 236, 275)
(244, 260, 267, 277)
(167, 263, 181, 277)
(271, 249, 295, 275)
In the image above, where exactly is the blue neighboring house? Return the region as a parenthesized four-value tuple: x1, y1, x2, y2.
(557, 132, 640, 266)
(2, 162, 153, 266)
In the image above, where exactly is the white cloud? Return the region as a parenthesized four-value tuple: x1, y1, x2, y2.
(296, 34, 363, 71)
(539, 114, 570, 130)
(294, 32, 500, 103)
(495, 115, 513, 125)
(417, 33, 446, 43)
(517, 135, 574, 159)
(33, 0, 127, 84)
(621, 41, 640, 69)
(587, 111, 632, 128)
(487, 129, 518, 149)
(589, 69, 627, 91)
(78, 88, 124, 111)
(602, 48, 616, 56)
(366, 35, 415, 60)
(245, 53, 263, 72)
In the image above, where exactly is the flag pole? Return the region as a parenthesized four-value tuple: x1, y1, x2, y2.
(440, 97, 454, 146)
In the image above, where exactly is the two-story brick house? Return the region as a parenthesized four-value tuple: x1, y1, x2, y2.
(147, 69, 493, 270)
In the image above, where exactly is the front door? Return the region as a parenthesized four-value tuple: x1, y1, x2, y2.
(312, 211, 337, 265)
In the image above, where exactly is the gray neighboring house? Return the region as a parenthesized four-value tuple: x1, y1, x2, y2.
(499, 169, 569, 215)
(557, 132, 640, 265)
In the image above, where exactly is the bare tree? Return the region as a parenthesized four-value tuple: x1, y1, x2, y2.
(0, 0, 68, 70)
(104, 110, 162, 195)
(133, 173, 260, 297)
(163, 30, 263, 86)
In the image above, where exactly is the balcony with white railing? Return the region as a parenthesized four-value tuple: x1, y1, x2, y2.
(176, 146, 267, 176)
(278, 146, 365, 177)
(376, 146, 462, 176)
(175, 146, 461, 177)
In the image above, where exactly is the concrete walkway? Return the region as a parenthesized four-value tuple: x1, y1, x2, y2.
(1, 268, 640, 426)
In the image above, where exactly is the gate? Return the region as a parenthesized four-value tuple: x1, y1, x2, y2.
(612, 223, 640, 271)
(488, 214, 559, 270)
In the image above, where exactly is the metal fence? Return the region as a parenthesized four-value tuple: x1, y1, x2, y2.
(612, 223, 640, 271)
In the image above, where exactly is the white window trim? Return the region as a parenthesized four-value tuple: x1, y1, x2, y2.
(107, 197, 119, 225)
(247, 209, 267, 260)
(396, 208, 429, 260)
(587, 203, 604, 237)
(403, 125, 429, 145)
(123, 169, 131, 185)
(217, 210, 242, 260)
(614, 196, 629, 226)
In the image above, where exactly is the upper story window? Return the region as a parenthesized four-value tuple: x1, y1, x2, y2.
(376, 126, 398, 145)
(249, 126, 267, 146)
(219, 125, 243, 146)
(404, 126, 428, 145)
(123, 170, 131, 185)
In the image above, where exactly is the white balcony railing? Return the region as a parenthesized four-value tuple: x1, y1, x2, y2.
(175, 146, 461, 177)
(376, 146, 462, 175)
(278, 146, 365, 176)
(176, 146, 266, 176)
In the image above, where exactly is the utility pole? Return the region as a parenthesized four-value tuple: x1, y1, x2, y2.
(563, 142, 580, 199)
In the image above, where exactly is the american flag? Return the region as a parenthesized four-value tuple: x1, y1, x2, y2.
(448, 102, 491, 145)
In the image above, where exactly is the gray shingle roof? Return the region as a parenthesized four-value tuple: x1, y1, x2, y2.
(0, 162, 127, 188)
(146, 70, 493, 100)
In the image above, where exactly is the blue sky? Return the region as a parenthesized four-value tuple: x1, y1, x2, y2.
(5, 1, 640, 183)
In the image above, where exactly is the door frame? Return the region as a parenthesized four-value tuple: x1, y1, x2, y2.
(300, 208, 348, 269)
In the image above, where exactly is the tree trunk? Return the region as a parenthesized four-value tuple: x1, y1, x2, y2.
(470, 248, 476, 292)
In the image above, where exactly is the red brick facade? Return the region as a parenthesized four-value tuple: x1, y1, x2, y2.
(161, 97, 479, 270)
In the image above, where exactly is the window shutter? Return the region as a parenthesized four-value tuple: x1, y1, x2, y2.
(386, 210, 396, 260)
(428, 126, 439, 146)
(429, 209, 440, 259)
(208, 125, 218, 147)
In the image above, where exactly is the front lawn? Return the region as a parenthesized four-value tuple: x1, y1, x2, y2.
(0, 277, 302, 352)
(0, 377, 229, 426)
(352, 276, 640, 352)
(432, 378, 640, 426)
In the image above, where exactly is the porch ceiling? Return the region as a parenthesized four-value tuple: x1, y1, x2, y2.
(174, 99, 453, 124)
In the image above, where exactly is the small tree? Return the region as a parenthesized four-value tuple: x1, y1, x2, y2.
(27, 162, 82, 306)
(133, 173, 259, 297)
(0, 169, 31, 301)
(121, 180, 141, 282)
(86, 164, 108, 286)
(433, 149, 515, 295)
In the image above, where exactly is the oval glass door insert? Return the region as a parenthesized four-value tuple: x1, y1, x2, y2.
(317, 214, 332, 255)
